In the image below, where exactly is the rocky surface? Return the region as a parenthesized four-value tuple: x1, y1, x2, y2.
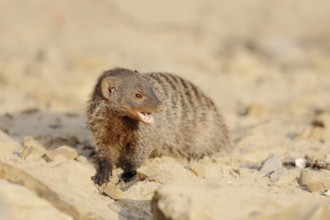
(1, 0, 330, 219)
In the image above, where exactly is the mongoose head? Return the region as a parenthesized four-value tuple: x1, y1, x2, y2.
(96, 68, 166, 124)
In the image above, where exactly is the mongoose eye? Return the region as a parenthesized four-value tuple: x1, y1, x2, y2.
(135, 94, 143, 99)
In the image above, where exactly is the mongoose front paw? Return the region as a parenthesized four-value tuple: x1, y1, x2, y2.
(91, 171, 110, 186)
(121, 170, 137, 182)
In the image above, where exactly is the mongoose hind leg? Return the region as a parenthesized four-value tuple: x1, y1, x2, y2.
(92, 150, 113, 186)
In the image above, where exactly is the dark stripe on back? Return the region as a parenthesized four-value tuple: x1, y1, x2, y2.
(176, 76, 197, 106)
(146, 73, 168, 97)
(190, 83, 200, 100)
(170, 75, 190, 106)
(154, 73, 180, 109)
(178, 76, 190, 90)
(147, 73, 216, 111)
(148, 73, 164, 86)
(161, 73, 178, 91)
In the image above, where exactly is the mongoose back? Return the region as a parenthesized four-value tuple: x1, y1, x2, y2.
(87, 68, 230, 185)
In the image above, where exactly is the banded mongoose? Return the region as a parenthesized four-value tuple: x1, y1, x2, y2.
(87, 68, 230, 185)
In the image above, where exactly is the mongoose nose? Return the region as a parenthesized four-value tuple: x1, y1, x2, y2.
(157, 104, 166, 113)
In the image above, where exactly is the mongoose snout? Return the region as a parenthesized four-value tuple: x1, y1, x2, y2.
(87, 68, 230, 186)
(135, 103, 165, 124)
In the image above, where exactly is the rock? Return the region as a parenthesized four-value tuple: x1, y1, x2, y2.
(152, 183, 255, 220)
(0, 130, 22, 159)
(137, 166, 150, 180)
(122, 181, 162, 200)
(103, 183, 128, 200)
(21, 136, 46, 160)
(50, 154, 69, 163)
(0, 160, 119, 219)
(274, 169, 299, 187)
(314, 112, 330, 129)
(259, 155, 288, 182)
(295, 158, 307, 169)
(0, 179, 72, 220)
(269, 167, 289, 182)
(0, 198, 11, 220)
(152, 186, 192, 220)
(40, 136, 80, 150)
(298, 127, 324, 142)
(45, 145, 78, 162)
(322, 189, 330, 196)
(259, 155, 282, 176)
(187, 163, 206, 177)
(136, 160, 198, 185)
(152, 185, 214, 220)
(105, 180, 161, 218)
(324, 154, 330, 164)
(76, 155, 88, 163)
(299, 169, 330, 193)
(256, 155, 297, 183)
(246, 199, 330, 220)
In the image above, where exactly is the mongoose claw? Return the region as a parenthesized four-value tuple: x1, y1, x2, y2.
(91, 172, 110, 186)
(121, 170, 137, 182)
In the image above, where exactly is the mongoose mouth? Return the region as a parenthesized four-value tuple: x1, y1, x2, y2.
(137, 111, 154, 124)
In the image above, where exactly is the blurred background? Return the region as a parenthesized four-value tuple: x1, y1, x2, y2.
(0, 0, 330, 124)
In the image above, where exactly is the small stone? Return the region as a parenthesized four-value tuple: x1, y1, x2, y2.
(20, 146, 34, 160)
(324, 155, 330, 164)
(274, 169, 300, 186)
(245, 199, 330, 220)
(151, 185, 227, 220)
(187, 163, 205, 177)
(299, 127, 324, 142)
(137, 166, 149, 180)
(45, 145, 78, 162)
(269, 168, 289, 182)
(136, 161, 197, 185)
(314, 112, 330, 128)
(0, 199, 11, 220)
(151, 186, 192, 220)
(52, 154, 68, 163)
(76, 155, 88, 163)
(103, 183, 128, 200)
(309, 182, 330, 193)
(295, 158, 306, 168)
(259, 155, 282, 177)
(322, 189, 330, 196)
(299, 169, 330, 193)
(21, 136, 46, 160)
(259, 155, 289, 182)
(312, 127, 325, 141)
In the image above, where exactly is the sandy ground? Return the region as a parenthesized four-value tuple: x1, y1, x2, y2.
(1, 0, 330, 219)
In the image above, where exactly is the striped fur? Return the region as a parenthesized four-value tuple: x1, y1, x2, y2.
(142, 72, 230, 159)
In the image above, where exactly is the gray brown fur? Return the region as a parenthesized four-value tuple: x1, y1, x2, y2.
(87, 68, 230, 185)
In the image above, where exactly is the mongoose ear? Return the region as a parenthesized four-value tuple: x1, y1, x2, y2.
(101, 77, 122, 99)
